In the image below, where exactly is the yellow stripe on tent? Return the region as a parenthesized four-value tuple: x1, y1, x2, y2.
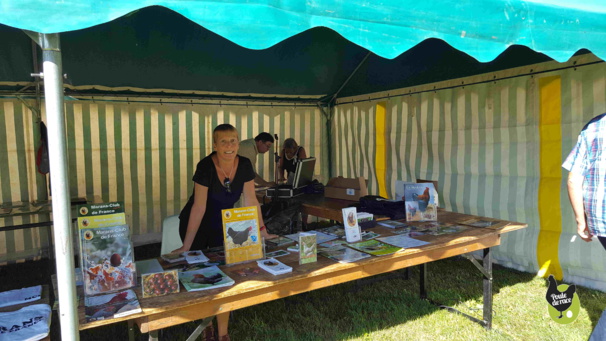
(537, 76, 563, 280)
(375, 102, 387, 198)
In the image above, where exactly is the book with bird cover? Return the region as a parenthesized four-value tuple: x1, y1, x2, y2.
(402, 183, 438, 222)
(342, 207, 362, 243)
(179, 266, 235, 292)
(84, 288, 141, 322)
(221, 206, 264, 265)
(299, 232, 317, 264)
(257, 258, 292, 275)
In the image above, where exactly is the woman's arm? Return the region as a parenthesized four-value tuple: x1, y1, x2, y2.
(298, 147, 307, 160)
(242, 179, 277, 240)
(173, 183, 208, 253)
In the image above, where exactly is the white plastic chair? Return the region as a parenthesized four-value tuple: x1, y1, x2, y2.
(160, 214, 182, 255)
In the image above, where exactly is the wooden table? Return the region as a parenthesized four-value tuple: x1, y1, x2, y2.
(78, 207, 526, 338)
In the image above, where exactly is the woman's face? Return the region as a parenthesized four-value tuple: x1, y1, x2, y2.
(214, 130, 239, 162)
(284, 144, 298, 159)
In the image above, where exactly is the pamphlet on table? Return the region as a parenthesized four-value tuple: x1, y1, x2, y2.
(257, 258, 292, 275)
(342, 207, 362, 243)
(179, 266, 235, 292)
(221, 206, 264, 265)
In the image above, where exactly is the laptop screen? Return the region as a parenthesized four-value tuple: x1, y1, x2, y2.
(291, 157, 316, 188)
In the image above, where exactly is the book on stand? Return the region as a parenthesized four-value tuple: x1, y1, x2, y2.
(221, 206, 264, 265)
(400, 182, 438, 222)
(179, 266, 235, 292)
(299, 232, 317, 264)
(342, 207, 362, 243)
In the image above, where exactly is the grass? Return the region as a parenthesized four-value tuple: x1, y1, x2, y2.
(4, 243, 604, 340)
(84, 255, 606, 340)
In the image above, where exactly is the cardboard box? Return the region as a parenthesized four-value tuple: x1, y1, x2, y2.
(324, 176, 368, 201)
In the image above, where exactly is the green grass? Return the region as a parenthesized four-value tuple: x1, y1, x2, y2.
(77, 256, 606, 340)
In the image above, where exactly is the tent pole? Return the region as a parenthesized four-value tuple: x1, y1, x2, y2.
(26, 31, 79, 340)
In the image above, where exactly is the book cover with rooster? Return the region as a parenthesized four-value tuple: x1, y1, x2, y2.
(221, 206, 263, 265)
(299, 232, 317, 264)
(402, 183, 438, 222)
(84, 288, 141, 322)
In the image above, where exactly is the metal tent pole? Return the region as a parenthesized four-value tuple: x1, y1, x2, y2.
(25, 31, 79, 340)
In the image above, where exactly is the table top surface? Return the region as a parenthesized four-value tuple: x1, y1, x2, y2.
(78, 208, 527, 331)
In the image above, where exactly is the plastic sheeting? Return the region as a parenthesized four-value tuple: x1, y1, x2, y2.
(2, 0, 606, 62)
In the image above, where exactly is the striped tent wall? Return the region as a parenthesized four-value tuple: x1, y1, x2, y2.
(0, 98, 328, 263)
(334, 53, 606, 289)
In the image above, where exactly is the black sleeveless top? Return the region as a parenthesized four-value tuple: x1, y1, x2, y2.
(179, 153, 255, 249)
(283, 146, 303, 175)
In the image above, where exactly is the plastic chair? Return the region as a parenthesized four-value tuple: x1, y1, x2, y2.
(160, 214, 182, 255)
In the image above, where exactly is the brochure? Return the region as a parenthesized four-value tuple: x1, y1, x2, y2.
(347, 239, 402, 256)
(256, 258, 293, 275)
(376, 235, 430, 249)
(299, 232, 317, 264)
(221, 206, 264, 265)
(84, 289, 141, 322)
(179, 266, 235, 292)
(342, 207, 362, 243)
(183, 250, 209, 264)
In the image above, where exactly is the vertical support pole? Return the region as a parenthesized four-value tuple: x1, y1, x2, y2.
(483, 248, 493, 329)
(419, 263, 427, 299)
(33, 32, 79, 340)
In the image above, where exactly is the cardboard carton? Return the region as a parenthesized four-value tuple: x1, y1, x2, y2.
(324, 176, 368, 201)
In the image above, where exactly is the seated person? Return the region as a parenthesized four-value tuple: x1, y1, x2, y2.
(278, 138, 307, 183)
(238, 132, 276, 187)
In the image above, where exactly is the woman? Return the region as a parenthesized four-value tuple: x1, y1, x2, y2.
(278, 138, 307, 183)
(174, 124, 276, 341)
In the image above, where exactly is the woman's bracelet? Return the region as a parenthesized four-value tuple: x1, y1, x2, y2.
(260, 225, 267, 232)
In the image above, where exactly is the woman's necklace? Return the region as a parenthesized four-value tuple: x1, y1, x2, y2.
(217, 157, 235, 193)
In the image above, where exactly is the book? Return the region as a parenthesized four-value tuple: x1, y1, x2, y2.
(80, 223, 135, 296)
(84, 289, 141, 322)
(347, 239, 402, 256)
(221, 206, 264, 265)
(284, 231, 338, 245)
(257, 258, 292, 275)
(342, 207, 362, 243)
(183, 250, 209, 264)
(265, 236, 295, 247)
(377, 235, 430, 249)
(318, 245, 371, 263)
(395, 180, 440, 207)
(299, 232, 317, 264)
(401, 183, 438, 222)
(160, 252, 186, 264)
(77, 202, 126, 230)
(457, 217, 509, 229)
(377, 220, 410, 229)
(265, 249, 290, 258)
(141, 270, 179, 298)
(179, 266, 235, 292)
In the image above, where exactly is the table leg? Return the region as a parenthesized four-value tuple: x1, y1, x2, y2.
(127, 320, 135, 341)
(483, 247, 493, 329)
(148, 330, 159, 341)
(419, 263, 427, 299)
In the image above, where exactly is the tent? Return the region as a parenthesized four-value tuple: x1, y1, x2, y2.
(2, 1, 606, 339)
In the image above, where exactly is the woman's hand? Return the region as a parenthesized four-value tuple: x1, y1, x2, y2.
(171, 246, 189, 254)
(261, 228, 278, 240)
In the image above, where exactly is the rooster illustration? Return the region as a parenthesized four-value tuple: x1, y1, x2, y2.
(303, 243, 315, 257)
(192, 272, 224, 284)
(227, 226, 252, 246)
(546, 275, 576, 318)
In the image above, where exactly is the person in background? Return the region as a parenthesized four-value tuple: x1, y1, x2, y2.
(278, 138, 307, 183)
(238, 132, 276, 187)
(173, 124, 277, 341)
(563, 113, 606, 249)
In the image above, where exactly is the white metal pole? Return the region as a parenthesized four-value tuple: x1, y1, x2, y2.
(39, 33, 79, 340)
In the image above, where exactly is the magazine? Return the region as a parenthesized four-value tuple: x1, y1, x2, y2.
(256, 258, 292, 275)
(377, 220, 410, 229)
(80, 224, 135, 296)
(221, 206, 264, 265)
(265, 236, 295, 247)
(376, 235, 430, 249)
(342, 207, 362, 243)
(400, 182, 438, 222)
(285, 231, 338, 245)
(179, 266, 235, 292)
(347, 239, 402, 256)
(318, 246, 371, 263)
(299, 232, 317, 264)
(84, 289, 141, 322)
